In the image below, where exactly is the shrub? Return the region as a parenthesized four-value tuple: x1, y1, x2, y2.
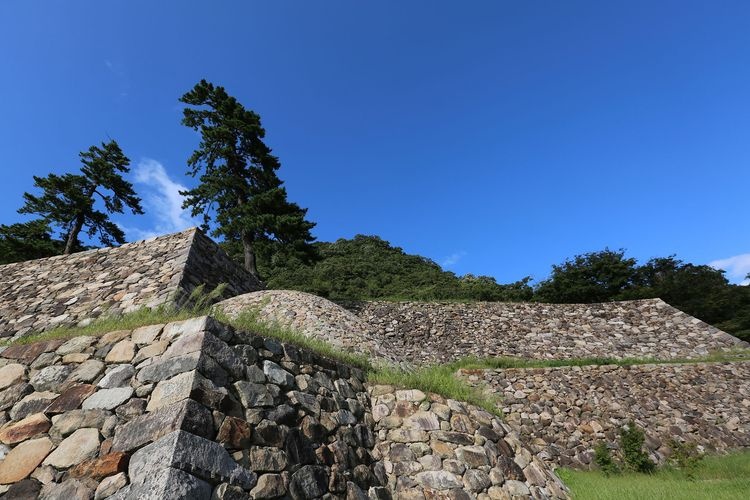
(619, 421, 656, 473)
(669, 439, 703, 479)
(594, 442, 620, 475)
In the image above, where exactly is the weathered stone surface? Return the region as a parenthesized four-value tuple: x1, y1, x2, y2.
(68, 359, 105, 383)
(9, 390, 58, 420)
(404, 411, 440, 431)
(82, 387, 134, 410)
(39, 477, 95, 500)
(129, 430, 257, 490)
(30, 365, 73, 392)
(415, 470, 462, 490)
(147, 370, 226, 412)
(287, 390, 320, 415)
(112, 399, 213, 452)
(250, 473, 286, 499)
(44, 427, 100, 468)
(456, 446, 489, 468)
(234, 381, 274, 407)
(0, 364, 25, 390)
(463, 469, 491, 492)
(105, 340, 136, 363)
(263, 360, 295, 387)
(133, 340, 168, 363)
(249, 447, 288, 472)
(132, 324, 163, 345)
(0, 412, 50, 444)
(217, 416, 252, 450)
(504, 480, 530, 497)
(5, 478, 42, 498)
(45, 384, 96, 414)
(124, 466, 212, 500)
(98, 364, 135, 388)
(51, 409, 109, 437)
(2, 340, 64, 365)
(0, 437, 53, 483)
(115, 398, 146, 420)
(56, 336, 96, 356)
(0, 382, 33, 411)
(94, 472, 127, 500)
(212, 482, 246, 499)
(70, 451, 128, 479)
(290, 465, 328, 499)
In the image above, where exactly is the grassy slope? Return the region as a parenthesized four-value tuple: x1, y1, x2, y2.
(557, 451, 750, 500)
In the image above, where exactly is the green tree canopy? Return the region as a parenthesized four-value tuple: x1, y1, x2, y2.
(179, 80, 315, 278)
(534, 248, 638, 303)
(19, 140, 143, 254)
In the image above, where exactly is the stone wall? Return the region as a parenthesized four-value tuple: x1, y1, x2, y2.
(0, 316, 566, 499)
(0, 229, 261, 340)
(369, 385, 568, 499)
(0, 316, 382, 499)
(344, 299, 746, 363)
(462, 363, 750, 469)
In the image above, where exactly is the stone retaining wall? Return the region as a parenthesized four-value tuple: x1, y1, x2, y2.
(344, 299, 746, 363)
(369, 385, 568, 499)
(0, 316, 566, 499)
(462, 363, 750, 469)
(0, 229, 261, 340)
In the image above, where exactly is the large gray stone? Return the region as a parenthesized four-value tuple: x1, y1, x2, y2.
(415, 471, 462, 490)
(289, 465, 328, 499)
(122, 467, 212, 500)
(82, 387, 133, 410)
(56, 336, 96, 356)
(30, 365, 73, 392)
(250, 473, 286, 499)
(129, 430, 256, 490)
(43, 427, 100, 468)
(0, 382, 33, 411)
(147, 370, 226, 412)
(263, 361, 294, 387)
(9, 391, 58, 420)
(98, 364, 135, 388)
(136, 351, 228, 386)
(234, 381, 274, 408)
(286, 391, 320, 415)
(51, 409, 109, 437)
(163, 329, 245, 379)
(67, 359, 105, 384)
(112, 399, 213, 452)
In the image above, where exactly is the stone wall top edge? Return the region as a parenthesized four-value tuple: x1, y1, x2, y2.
(0, 226, 198, 271)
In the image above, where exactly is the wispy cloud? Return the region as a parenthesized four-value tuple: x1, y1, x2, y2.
(709, 253, 750, 285)
(441, 251, 467, 268)
(103, 59, 129, 98)
(124, 159, 197, 240)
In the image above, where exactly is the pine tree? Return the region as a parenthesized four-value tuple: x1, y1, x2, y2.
(19, 140, 143, 254)
(179, 79, 315, 278)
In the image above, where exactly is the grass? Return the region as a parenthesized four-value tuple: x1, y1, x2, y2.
(557, 450, 750, 499)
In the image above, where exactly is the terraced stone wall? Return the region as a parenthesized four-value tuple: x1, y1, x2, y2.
(462, 363, 750, 469)
(345, 299, 746, 363)
(369, 385, 568, 499)
(0, 229, 261, 340)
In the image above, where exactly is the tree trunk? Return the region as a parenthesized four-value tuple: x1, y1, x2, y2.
(63, 214, 84, 255)
(242, 230, 259, 278)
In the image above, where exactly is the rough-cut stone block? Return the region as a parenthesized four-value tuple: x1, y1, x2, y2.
(43, 427, 100, 468)
(112, 399, 213, 452)
(51, 409, 109, 437)
(147, 370, 226, 412)
(234, 381, 274, 407)
(264, 361, 294, 387)
(82, 387, 133, 410)
(0, 437, 53, 484)
(0, 382, 33, 411)
(39, 477, 94, 500)
(119, 466, 212, 500)
(290, 465, 328, 499)
(94, 472, 127, 499)
(105, 340, 136, 363)
(250, 473, 286, 499)
(10, 390, 58, 420)
(137, 351, 228, 386)
(0, 363, 25, 391)
(2, 340, 64, 365)
(217, 416, 252, 450)
(67, 359, 105, 384)
(97, 364, 135, 388)
(45, 384, 96, 414)
(0, 412, 50, 444)
(30, 365, 73, 392)
(56, 336, 96, 356)
(70, 451, 128, 479)
(129, 430, 257, 490)
(132, 324, 163, 345)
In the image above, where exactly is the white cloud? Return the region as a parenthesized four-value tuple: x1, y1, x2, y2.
(125, 159, 198, 239)
(441, 251, 467, 268)
(709, 253, 750, 285)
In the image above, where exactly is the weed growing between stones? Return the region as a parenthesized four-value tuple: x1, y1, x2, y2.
(620, 421, 657, 473)
(594, 442, 620, 476)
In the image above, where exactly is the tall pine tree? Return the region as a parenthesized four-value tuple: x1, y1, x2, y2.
(180, 80, 315, 279)
(19, 140, 143, 254)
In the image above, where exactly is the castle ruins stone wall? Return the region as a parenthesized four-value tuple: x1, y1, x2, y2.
(0, 229, 261, 340)
(345, 299, 746, 363)
(462, 363, 750, 469)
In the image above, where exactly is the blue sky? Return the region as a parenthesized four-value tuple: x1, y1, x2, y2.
(1, 1, 748, 284)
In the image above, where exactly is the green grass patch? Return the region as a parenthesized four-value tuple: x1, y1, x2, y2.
(557, 450, 750, 499)
(369, 363, 500, 414)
